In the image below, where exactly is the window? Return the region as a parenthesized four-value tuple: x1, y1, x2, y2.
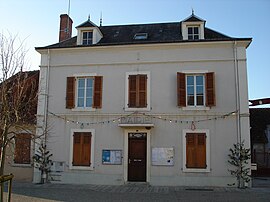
(186, 133, 206, 168)
(72, 132, 92, 166)
(183, 129, 210, 172)
(177, 72, 215, 107)
(128, 74, 147, 108)
(66, 76, 103, 109)
(134, 33, 148, 40)
(187, 75, 204, 106)
(188, 26, 199, 40)
(14, 133, 31, 164)
(82, 31, 93, 45)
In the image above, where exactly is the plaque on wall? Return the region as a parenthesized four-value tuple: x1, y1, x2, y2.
(102, 150, 122, 165)
(152, 147, 174, 166)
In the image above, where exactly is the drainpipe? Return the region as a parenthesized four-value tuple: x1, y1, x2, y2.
(44, 49, 50, 145)
(233, 41, 241, 144)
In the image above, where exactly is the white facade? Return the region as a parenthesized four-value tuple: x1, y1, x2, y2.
(34, 15, 251, 187)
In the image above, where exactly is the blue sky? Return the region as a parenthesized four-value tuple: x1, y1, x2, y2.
(1, 0, 269, 103)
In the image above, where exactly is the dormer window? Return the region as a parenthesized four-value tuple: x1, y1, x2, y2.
(82, 31, 93, 45)
(188, 26, 199, 40)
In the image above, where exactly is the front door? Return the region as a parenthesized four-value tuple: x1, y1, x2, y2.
(128, 133, 147, 182)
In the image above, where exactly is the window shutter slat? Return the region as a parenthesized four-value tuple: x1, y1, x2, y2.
(177, 73, 186, 107)
(66, 77, 75, 109)
(186, 133, 196, 168)
(206, 72, 215, 107)
(138, 75, 147, 107)
(82, 133, 91, 166)
(128, 75, 137, 107)
(73, 132, 91, 166)
(93, 76, 103, 108)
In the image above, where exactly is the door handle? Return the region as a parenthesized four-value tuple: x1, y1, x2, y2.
(129, 159, 131, 164)
(134, 159, 142, 162)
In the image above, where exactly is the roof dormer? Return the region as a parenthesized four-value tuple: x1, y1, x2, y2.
(181, 12, 205, 40)
(76, 16, 103, 45)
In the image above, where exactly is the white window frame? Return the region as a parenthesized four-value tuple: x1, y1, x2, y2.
(187, 26, 200, 40)
(125, 71, 151, 111)
(182, 129, 210, 173)
(186, 74, 205, 107)
(69, 129, 95, 170)
(82, 31, 93, 45)
(72, 73, 97, 112)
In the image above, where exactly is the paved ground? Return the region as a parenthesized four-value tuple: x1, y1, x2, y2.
(3, 178, 270, 202)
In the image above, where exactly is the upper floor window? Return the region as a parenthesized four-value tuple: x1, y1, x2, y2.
(186, 75, 204, 106)
(177, 72, 215, 107)
(82, 31, 93, 45)
(125, 72, 150, 111)
(66, 76, 103, 109)
(187, 26, 199, 40)
(77, 78, 94, 108)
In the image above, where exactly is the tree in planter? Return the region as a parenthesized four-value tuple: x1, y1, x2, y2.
(228, 141, 251, 188)
(33, 142, 53, 184)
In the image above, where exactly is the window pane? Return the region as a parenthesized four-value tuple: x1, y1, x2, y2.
(78, 79, 85, 87)
(87, 78, 93, 87)
(86, 88, 93, 97)
(77, 98, 84, 107)
(86, 98, 92, 107)
(187, 96, 194, 106)
(87, 32, 93, 38)
(196, 76, 203, 85)
(187, 86, 194, 95)
(194, 35, 199, 40)
(194, 27, 199, 34)
(187, 76, 194, 85)
(78, 89, 84, 98)
(196, 86, 204, 95)
(83, 32, 87, 39)
(188, 27, 193, 34)
(197, 96, 204, 106)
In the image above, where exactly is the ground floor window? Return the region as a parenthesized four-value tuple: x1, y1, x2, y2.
(183, 129, 210, 172)
(70, 129, 95, 170)
(14, 133, 31, 164)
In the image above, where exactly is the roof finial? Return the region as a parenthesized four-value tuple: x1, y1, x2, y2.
(192, 8, 194, 15)
(88, 14, 90, 21)
(100, 12, 103, 27)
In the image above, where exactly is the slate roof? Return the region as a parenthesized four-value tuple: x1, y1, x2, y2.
(182, 14, 205, 22)
(76, 20, 98, 28)
(250, 108, 270, 144)
(36, 21, 251, 50)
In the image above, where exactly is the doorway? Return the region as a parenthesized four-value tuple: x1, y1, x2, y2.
(128, 133, 147, 182)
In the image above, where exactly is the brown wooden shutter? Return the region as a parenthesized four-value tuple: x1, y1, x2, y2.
(73, 132, 81, 166)
(73, 132, 91, 166)
(186, 133, 196, 168)
(128, 75, 137, 108)
(205, 72, 215, 107)
(93, 76, 103, 108)
(138, 75, 147, 107)
(14, 133, 31, 164)
(196, 134, 206, 168)
(66, 77, 75, 109)
(186, 133, 206, 168)
(177, 72, 186, 107)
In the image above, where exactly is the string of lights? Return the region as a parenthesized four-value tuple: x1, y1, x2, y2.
(48, 110, 237, 126)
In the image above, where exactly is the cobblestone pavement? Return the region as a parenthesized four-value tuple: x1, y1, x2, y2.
(3, 179, 270, 202)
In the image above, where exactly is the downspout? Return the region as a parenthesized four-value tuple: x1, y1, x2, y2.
(233, 41, 241, 144)
(44, 49, 50, 144)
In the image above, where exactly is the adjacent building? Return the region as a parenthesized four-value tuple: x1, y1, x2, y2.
(34, 13, 251, 186)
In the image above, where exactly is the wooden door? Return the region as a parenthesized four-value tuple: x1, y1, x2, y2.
(128, 133, 147, 182)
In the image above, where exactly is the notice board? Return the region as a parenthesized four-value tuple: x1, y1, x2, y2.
(152, 147, 174, 166)
(102, 150, 122, 165)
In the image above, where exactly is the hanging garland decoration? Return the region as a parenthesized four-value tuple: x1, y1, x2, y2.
(48, 110, 237, 126)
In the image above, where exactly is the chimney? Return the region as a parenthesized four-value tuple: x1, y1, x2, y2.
(59, 14, 73, 42)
